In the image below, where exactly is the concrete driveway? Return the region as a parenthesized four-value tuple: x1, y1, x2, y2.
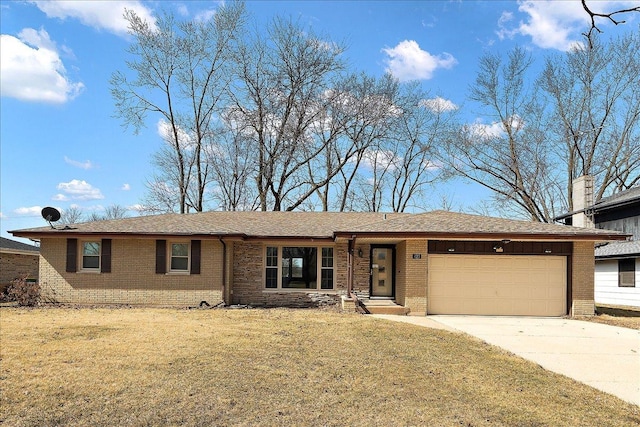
(374, 315, 640, 406)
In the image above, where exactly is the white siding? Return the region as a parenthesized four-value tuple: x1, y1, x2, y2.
(594, 258, 640, 308)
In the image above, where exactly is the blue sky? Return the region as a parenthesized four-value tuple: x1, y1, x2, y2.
(1, 0, 637, 240)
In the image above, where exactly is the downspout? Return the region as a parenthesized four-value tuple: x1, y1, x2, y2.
(219, 237, 227, 305)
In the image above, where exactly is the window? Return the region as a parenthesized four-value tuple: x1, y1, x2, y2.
(170, 242, 190, 272)
(265, 246, 334, 290)
(266, 246, 278, 288)
(619, 259, 636, 288)
(321, 247, 334, 290)
(81, 241, 101, 271)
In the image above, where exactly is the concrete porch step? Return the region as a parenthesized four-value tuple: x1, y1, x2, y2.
(361, 299, 409, 315)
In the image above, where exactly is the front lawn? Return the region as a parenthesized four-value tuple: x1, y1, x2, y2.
(1, 308, 638, 426)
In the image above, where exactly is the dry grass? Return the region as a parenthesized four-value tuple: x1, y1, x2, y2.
(1, 308, 638, 427)
(579, 305, 640, 329)
(582, 313, 640, 330)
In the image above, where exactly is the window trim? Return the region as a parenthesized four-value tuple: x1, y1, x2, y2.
(263, 244, 336, 291)
(168, 241, 191, 274)
(618, 258, 636, 288)
(79, 240, 101, 273)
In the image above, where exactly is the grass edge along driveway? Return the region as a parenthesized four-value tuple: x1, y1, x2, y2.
(1, 307, 639, 427)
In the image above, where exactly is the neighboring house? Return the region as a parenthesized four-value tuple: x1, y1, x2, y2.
(0, 237, 39, 292)
(557, 177, 639, 308)
(10, 210, 626, 316)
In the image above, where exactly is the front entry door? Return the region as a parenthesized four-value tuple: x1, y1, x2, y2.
(370, 246, 395, 298)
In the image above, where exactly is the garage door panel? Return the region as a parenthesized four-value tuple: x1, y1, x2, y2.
(428, 254, 566, 316)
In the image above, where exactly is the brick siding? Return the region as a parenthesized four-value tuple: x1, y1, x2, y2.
(39, 238, 223, 306)
(0, 252, 39, 287)
(401, 240, 428, 315)
(231, 241, 349, 307)
(571, 241, 595, 316)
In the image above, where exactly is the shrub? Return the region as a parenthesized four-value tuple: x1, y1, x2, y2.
(7, 275, 40, 306)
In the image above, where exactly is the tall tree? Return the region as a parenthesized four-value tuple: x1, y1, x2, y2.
(111, 2, 246, 213)
(439, 47, 558, 221)
(328, 73, 401, 211)
(440, 31, 639, 222)
(227, 17, 345, 211)
(539, 31, 640, 208)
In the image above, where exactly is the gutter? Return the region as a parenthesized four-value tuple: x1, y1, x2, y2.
(333, 231, 629, 242)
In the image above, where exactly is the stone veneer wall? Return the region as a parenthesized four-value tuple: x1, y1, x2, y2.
(39, 238, 223, 306)
(351, 244, 371, 294)
(571, 241, 596, 316)
(231, 241, 350, 307)
(0, 252, 39, 286)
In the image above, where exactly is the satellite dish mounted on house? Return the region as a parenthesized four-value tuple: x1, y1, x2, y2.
(41, 207, 61, 229)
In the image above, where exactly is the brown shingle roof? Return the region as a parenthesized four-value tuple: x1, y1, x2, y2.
(10, 210, 628, 241)
(0, 237, 39, 253)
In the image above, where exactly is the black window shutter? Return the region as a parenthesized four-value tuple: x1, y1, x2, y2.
(191, 240, 201, 275)
(101, 239, 112, 273)
(66, 238, 78, 272)
(156, 240, 167, 274)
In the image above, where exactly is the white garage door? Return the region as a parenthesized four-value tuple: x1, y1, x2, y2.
(428, 255, 566, 316)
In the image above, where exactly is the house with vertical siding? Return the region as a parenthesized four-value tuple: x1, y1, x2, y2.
(10, 210, 626, 316)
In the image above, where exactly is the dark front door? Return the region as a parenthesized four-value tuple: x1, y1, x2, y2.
(370, 246, 395, 298)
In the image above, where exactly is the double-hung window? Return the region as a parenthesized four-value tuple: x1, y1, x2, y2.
(265, 246, 335, 290)
(170, 242, 190, 272)
(81, 241, 101, 271)
(618, 259, 636, 288)
(321, 248, 334, 289)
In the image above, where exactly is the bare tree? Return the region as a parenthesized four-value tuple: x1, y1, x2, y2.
(328, 73, 400, 211)
(441, 32, 639, 222)
(59, 207, 84, 225)
(228, 17, 346, 211)
(389, 84, 455, 212)
(86, 205, 130, 222)
(581, 0, 639, 46)
(439, 47, 560, 221)
(207, 115, 259, 211)
(111, 2, 246, 213)
(539, 31, 640, 207)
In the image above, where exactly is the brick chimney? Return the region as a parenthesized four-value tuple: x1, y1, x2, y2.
(572, 175, 594, 228)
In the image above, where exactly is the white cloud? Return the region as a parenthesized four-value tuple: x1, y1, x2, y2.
(176, 4, 189, 17)
(465, 120, 505, 140)
(31, 1, 156, 37)
(14, 206, 43, 216)
(56, 179, 104, 200)
(0, 28, 84, 103)
(420, 97, 458, 113)
(361, 149, 399, 171)
(157, 119, 194, 149)
(382, 40, 457, 82)
(52, 194, 69, 201)
(496, 1, 637, 51)
(194, 9, 217, 22)
(64, 156, 95, 170)
(121, 183, 131, 191)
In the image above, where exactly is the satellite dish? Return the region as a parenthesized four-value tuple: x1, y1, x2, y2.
(41, 207, 61, 229)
